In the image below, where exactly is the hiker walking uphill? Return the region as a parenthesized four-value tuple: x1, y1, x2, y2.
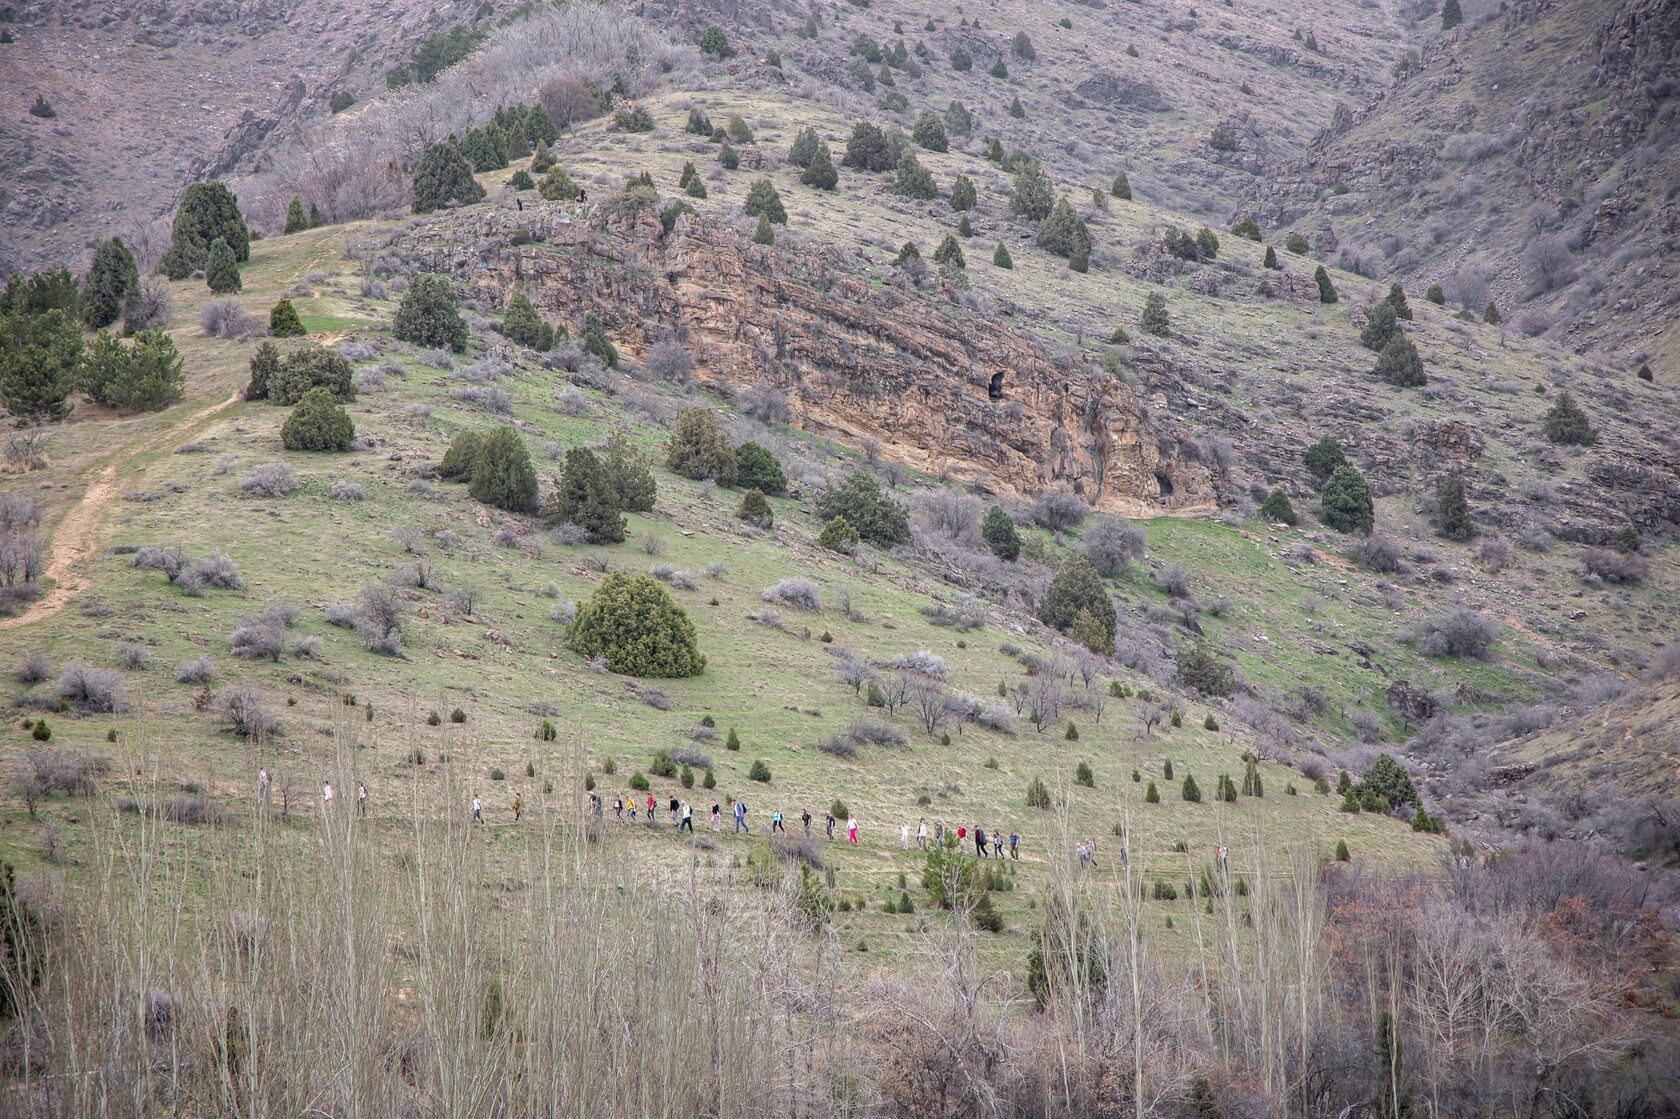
(679, 800, 693, 832)
(847, 814, 859, 844)
(825, 810, 836, 840)
(358, 781, 368, 818)
(734, 798, 749, 834)
(974, 826, 987, 858)
(472, 792, 484, 824)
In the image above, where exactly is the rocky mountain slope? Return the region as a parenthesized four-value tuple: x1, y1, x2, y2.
(0, 0, 480, 274)
(1256, 0, 1680, 376)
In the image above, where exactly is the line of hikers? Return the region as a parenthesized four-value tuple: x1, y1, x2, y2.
(262, 769, 1023, 861)
(592, 792, 1024, 860)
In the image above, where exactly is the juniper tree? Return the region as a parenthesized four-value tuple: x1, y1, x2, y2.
(469, 426, 538, 513)
(1230, 217, 1261, 241)
(933, 235, 965, 269)
(501, 290, 553, 350)
(1425, 283, 1445, 305)
(892, 151, 937, 199)
(912, 111, 948, 152)
(1038, 554, 1115, 652)
(1320, 465, 1375, 533)
(949, 174, 976, 211)
(1542, 390, 1595, 445)
(1483, 301, 1502, 325)
(944, 99, 972, 136)
(982, 505, 1020, 560)
(281, 387, 355, 452)
(544, 447, 626, 543)
(1036, 197, 1091, 263)
(412, 141, 485, 214)
(81, 237, 139, 330)
(204, 238, 241, 294)
(1385, 282, 1413, 320)
(269, 299, 306, 338)
(800, 145, 838, 190)
(1141, 291, 1170, 338)
(394, 274, 467, 352)
(1435, 472, 1473, 541)
(1360, 300, 1400, 351)
(1263, 245, 1280, 269)
(666, 407, 737, 484)
(992, 242, 1013, 269)
(1259, 488, 1297, 525)
(1441, 0, 1463, 29)
(1304, 436, 1346, 486)
(789, 128, 822, 169)
(285, 196, 309, 234)
(1374, 334, 1426, 387)
(1110, 170, 1132, 200)
(1314, 264, 1338, 303)
(1009, 162, 1054, 221)
(743, 179, 787, 223)
(753, 213, 775, 246)
(600, 431, 657, 512)
(737, 488, 773, 527)
(159, 182, 250, 279)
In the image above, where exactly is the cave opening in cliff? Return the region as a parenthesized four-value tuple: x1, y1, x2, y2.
(1156, 472, 1175, 496)
(988, 372, 1004, 400)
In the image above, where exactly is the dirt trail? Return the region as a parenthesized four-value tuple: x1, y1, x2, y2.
(1, 390, 243, 632)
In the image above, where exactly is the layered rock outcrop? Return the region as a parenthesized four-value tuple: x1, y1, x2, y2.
(405, 204, 1217, 517)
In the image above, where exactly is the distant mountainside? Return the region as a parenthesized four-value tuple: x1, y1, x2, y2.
(1253, 0, 1680, 377)
(0, 0, 481, 275)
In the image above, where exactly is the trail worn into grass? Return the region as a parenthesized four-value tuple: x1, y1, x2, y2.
(1, 389, 243, 632)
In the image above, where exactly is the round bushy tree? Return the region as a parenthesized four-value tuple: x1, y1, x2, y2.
(1358, 753, 1418, 807)
(698, 25, 733, 58)
(800, 145, 838, 190)
(269, 298, 306, 337)
(737, 488, 773, 527)
(1374, 334, 1426, 387)
(281, 387, 355, 451)
(0, 308, 82, 421)
(753, 213, 775, 246)
(1385, 282, 1413, 321)
(1038, 554, 1115, 651)
(1303, 436, 1347, 486)
(266, 344, 355, 405)
(816, 472, 909, 547)
(393, 274, 467, 352)
(285, 196, 310, 235)
(1110, 170, 1132, 200)
(204, 237, 241, 294)
(818, 515, 860, 553)
(743, 179, 787, 224)
(539, 167, 580, 201)
(158, 182, 250, 279)
(666, 408, 738, 484)
(569, 573, 706, 677)
(501, 290, 552, 350)
(413, 141, 486, 214)
(788, 127, 821, 168)
(949, 174, 977, 212)
(1542, 390, 1595, 445)
(82, 237, 139, 329)
(1037, 197, 1091, 263)
(912, 111, 948, 152)
(892, 151, 937, 200)
(469, 426, 538, 513)
(1009, 162, 1054, 221)
(439, 429, 484, 481)
(1320, 465, 1375, 534)
(735, 441, 787, 495)
(1259, 488, 1297, 525)
(982, 505, 1020, 560)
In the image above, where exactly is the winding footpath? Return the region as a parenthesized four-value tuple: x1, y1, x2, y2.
(1, 389, 243, 632)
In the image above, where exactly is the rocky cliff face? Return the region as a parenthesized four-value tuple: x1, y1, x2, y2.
(404, 204, 1217, 517)
(1249, 0, 1680, 375)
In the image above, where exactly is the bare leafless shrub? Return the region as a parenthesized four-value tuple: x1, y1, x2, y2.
(446, 584, 482, 616)
(748, 608, 786, 631)
(1577, 547, 1645, 585)
(882, 649, 948, 681)
(330, 480, 364, 501)
(550, 522, 589, 546)
(815, 734, 857, 758)
(450, 385, 512, 413)
(1155, 564, 1193, 599)
(354, 583, 406, 654)
(1409, 607, 1502, 659)
(15, 648, 51, 684)
(1477, 535, 1513, 573)
(115, 641, 150, 670)
(215, 684, 279, 738)
(762, 577, 821, 610)
(550, 598, 577, 625)
(176, 551, 245, 594)
(1030, 489, 1088, 531)
(175, 656, 218, 685)
(738, 381, 790, 423)
(1349, 532, 1403, 574)
(847, 719, 907, 748)
(3, 425, 51, 472)
(554, 386, 589, 415)
(1523, 234, 1576, 295)
(668, 746, 712, 768)
(123, 276, 172, 332)
(324, 602, 356, 628)
(239, 462, 300, 498)
(201, 298, 265, 339)
(643, 340, 694, 384)
(56, 662, 125, 712)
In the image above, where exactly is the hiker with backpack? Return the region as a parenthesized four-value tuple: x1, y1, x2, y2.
(734, 798, 749, 834)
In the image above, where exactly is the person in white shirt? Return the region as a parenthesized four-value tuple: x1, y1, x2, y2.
(916, 819, 928, 848)
(322, 782, 334, 809)
(357, 782, 368, 817)
(258, 769, 270, 802)
(471, 793, 484, 824)
(846, 815, 858, 844)
(901, 823, 910, 849)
